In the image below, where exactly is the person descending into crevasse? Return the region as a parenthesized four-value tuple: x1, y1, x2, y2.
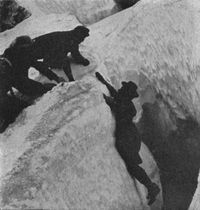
(95, 72, 160, 205)
(2, 35, 65, 98)
(32, 25, 90, 82)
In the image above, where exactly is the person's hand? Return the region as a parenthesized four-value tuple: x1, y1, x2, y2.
(57, 77, 66, 83)
(82, 59, 90, 66)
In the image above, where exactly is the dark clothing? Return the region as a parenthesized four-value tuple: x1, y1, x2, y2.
(33, 31, 87, 65)
(0, 57, 13, 96)
(95, 72, 160, 205)
(95, 73, 142, 164)
(12, 77, 55, 97)
(32, 29, 89, 81)
(127, 164, 153, 187)
(3, 47, 59, 82)
(104, 92, 155, 191)
(0, 51, 56, 132)
(0, 94, 29, 133)
(2, 41, 59, 97)
(115, 123, 142, 165)
(105, 96, 142, 165)
(95, 71, 153, 188)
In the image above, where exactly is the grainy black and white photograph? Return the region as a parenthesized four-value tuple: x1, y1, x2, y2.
(0, 0, 199, 209)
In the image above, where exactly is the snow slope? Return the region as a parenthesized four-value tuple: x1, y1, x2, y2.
(16, 0, 117, 25)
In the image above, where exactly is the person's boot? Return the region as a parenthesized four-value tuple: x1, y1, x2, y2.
(147, 183, 160, 205)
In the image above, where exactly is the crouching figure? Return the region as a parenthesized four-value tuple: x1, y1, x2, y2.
(0, 35, 65, 132)
(2, 35, 65, 98)
(32, 25, 90, 81)
(96, 72, 160, 205)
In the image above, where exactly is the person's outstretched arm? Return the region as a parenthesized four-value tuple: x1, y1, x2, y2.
(32, 60, 65, 83)
(95, 72, 117, 98)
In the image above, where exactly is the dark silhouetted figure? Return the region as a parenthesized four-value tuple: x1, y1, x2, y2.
(0, 35, 65, 132)
(95, 72, 160, 205)
(32, 25, 90, 81)
(0, 57, 29, 133)
(2, 35, 65, 97)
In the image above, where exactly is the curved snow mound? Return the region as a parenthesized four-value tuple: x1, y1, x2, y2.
(0, 79, 162, 210)
(16, 0, 117, 25)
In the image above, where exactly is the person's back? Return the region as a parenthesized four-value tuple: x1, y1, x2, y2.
(32, 31, 72, 60)
(33, 26, 89, 56)
(4, 46, 33, 77)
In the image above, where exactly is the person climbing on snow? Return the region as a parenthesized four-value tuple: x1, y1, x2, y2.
(32, 25, 90, 81)
(2, 35, 65, 98)
(95, 72, 160, 205)
(0, 35, 65, 132)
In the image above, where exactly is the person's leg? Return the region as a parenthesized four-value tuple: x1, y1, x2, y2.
(126, 163, 160, 205)
(13, 77, 51, 97)
(63, 58, 75, 81)
(128, 164, 153, 187)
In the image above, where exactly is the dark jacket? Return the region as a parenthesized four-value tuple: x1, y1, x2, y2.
(3, 45, 59, 81)
(104, 90, 142, 164)
(32, 30, 87, 68)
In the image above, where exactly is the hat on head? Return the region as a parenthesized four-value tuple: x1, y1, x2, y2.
(120, 81, 139, 98)
(121, 81, 138, 90)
